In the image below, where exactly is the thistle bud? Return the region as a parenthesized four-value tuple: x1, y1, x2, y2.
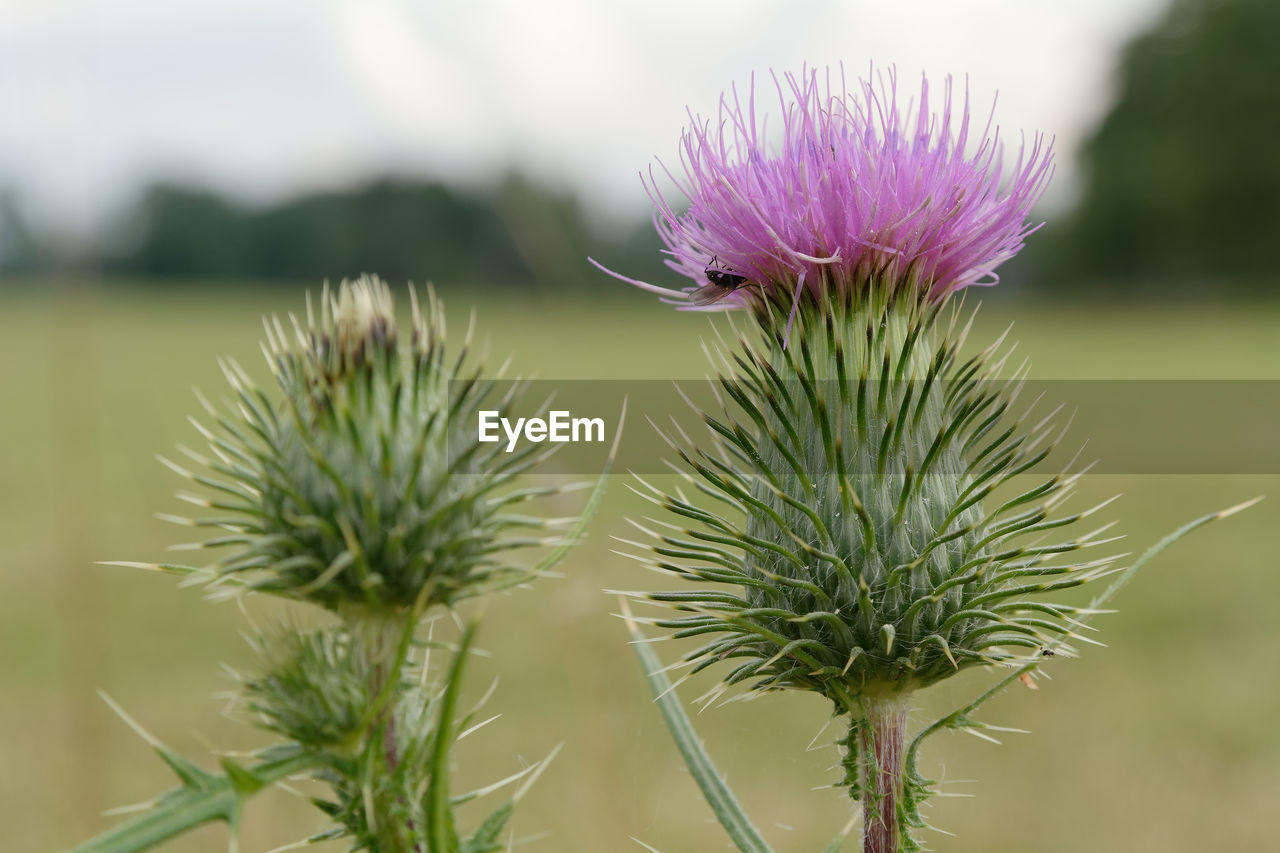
(164, 275, 553, 614)
(242, 625, 370, 750)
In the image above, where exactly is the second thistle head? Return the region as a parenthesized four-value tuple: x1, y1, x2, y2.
(160, 276, 555, 615)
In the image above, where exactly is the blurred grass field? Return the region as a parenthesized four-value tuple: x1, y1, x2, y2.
(2, 282, 1278, 853)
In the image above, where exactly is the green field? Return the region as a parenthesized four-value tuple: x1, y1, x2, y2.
(3, 283, 1278, 852)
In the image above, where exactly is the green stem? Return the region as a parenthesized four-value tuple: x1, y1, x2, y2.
(348, 606, 434, 852)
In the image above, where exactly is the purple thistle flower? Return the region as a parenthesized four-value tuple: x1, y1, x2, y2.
(594, 65, 1053, 316)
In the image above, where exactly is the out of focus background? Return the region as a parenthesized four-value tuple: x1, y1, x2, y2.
(3, 0, 1278, 851)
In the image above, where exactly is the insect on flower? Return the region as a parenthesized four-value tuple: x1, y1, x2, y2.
(689, 257, 751, 306)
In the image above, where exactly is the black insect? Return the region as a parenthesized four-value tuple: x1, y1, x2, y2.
(690, 258, 750, 306)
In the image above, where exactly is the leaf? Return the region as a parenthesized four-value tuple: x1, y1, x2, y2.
(426, 623, 477, 853)
(904, 497, 1264, 827)
(70, 746, 322, 853)
(621, 600, 775, 853)
(461, 801, 513, 853)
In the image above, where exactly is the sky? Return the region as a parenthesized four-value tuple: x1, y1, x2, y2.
(1, 0, 1171, 239)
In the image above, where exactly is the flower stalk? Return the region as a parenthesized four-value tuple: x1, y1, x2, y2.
(848, 695, 911, 853)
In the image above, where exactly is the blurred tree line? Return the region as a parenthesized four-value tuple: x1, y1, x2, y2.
(99, 173, 665, 290)
(0, 172, 667, 291)
(1, 0, 1275, 294)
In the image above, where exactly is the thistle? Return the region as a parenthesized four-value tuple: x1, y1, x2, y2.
(170, 277, 553, 612)
(593, 66, 1051, 322)
(79, 277, 584, 853)
(607, 67, 1250, 853)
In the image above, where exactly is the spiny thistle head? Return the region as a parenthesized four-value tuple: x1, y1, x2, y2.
(626, 292, 1120, 706)
(595, 65, 1052, 313)
(162, 275, 554, 613)
(242, 624, 370, 750)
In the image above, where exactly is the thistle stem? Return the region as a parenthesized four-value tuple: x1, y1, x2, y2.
(345, 608, 413, 844)
(856, 694, 910, 853)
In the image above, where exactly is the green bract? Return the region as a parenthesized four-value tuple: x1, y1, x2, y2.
(164, 276, 553, 612)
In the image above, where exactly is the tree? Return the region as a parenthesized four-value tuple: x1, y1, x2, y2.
(1049, 0, 1280, 291)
